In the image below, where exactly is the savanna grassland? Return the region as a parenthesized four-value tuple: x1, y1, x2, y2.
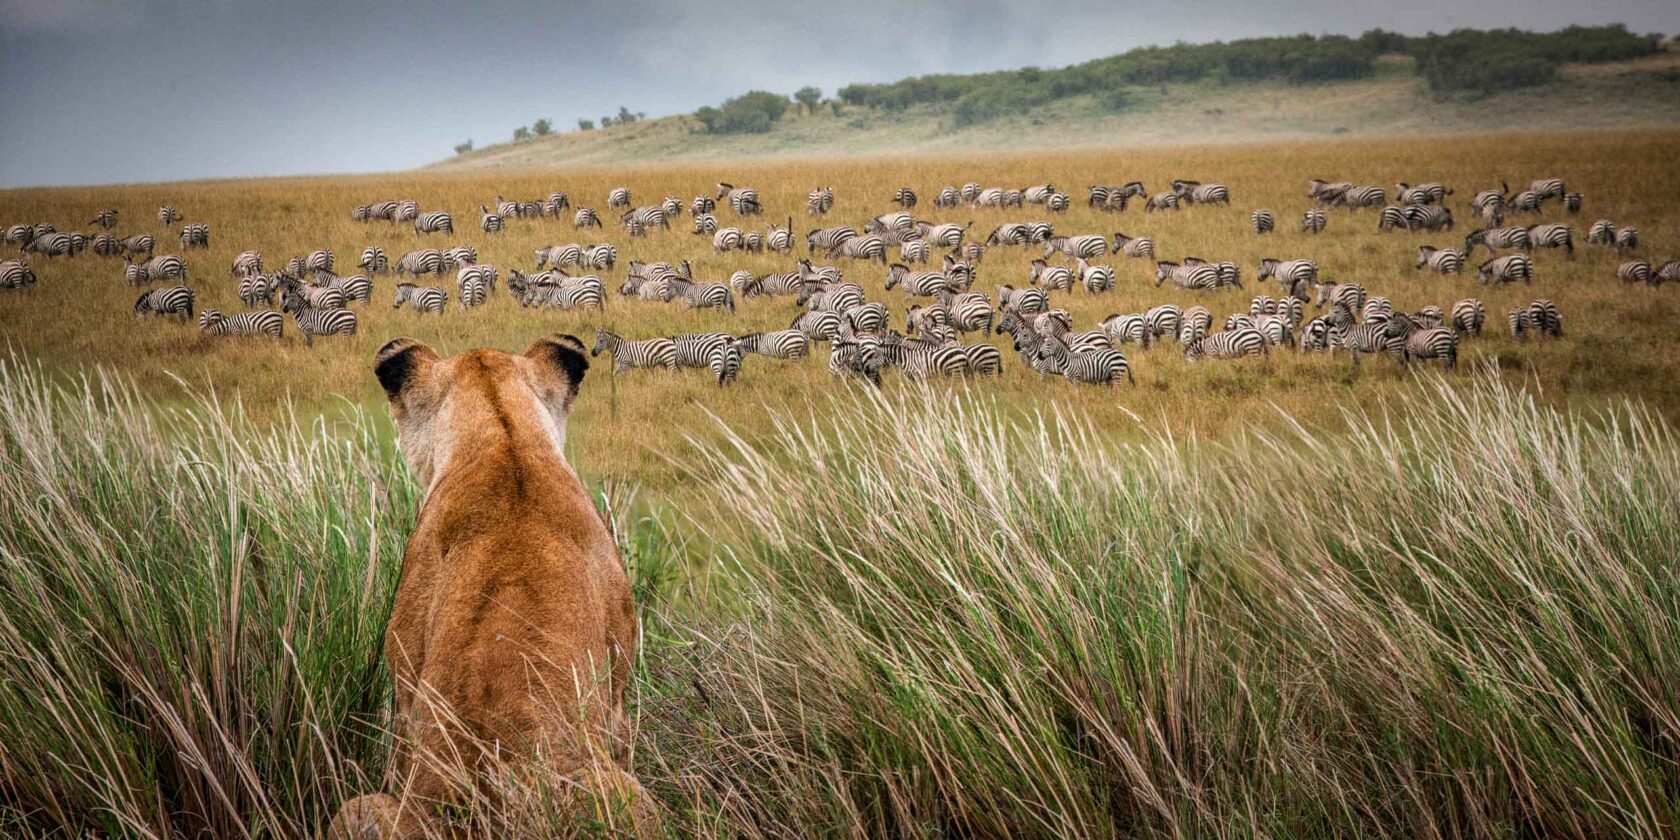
(5, 129, 1680, 839)
(3, 129, 1679, 491)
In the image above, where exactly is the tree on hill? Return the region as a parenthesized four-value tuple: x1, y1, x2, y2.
(512, 126, 531, 142)
(532, 118, 553, 136)
(453, 140, 473, 155)
(577, 118, 594, 131)
(795, 86, 823, 114)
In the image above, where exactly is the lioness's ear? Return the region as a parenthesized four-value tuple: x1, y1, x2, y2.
(524, 333, 589, 408)
(374, 337, 439, 402)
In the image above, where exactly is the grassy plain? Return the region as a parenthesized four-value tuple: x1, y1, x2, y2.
(2, 129, 1679, 491)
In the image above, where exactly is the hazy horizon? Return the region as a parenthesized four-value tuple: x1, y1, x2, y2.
(2, 0, 1675, 189)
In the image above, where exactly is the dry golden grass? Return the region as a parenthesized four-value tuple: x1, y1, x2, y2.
(2, 128, 1677, 491)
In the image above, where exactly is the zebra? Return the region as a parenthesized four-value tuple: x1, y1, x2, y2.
(1184, 329, 1266, 361)
(1077, 259, 1115, 294)
(393, 283, 447, 314)
(767, 220, 795, 253)
(668, 278, 735, 312)
(305, 249, 334, 273)
(919, 222, 967, 249)
(828, 336, 884, 386)
(1413, 305, 1445, 329)
(986, 223, 1032, 246)
(90, 233, 122, 258)
(1617, 260, 1654, 285)
(1308, 179, 1352, 204)
(899, 238, 931, 264)
(1029, 259, 1074, 292)
(1476, 254, 1533, 284)
(791, 310, 843, 342)
(285, 303, 357, 347)
(893, 187, 918, 208)
(1416, 246, 1465, 274)
(441, 245, 476, 268)
(1154, 261, 1221, 290)
(2, 224, 34, 247)
(1507, 191, 1544, 214)
(906, 303, 951, 336)
(1173, 180, 1230, 205)
(1465, 226, 1531, 254)
(1144, 192, 1180, 212)
(230, 250, 263, 278)
(493, 195, 520, 218)
(830, 234, 887, 263)
(877, 334, 971, 379)
(1045, 192, 1070, 213)
(1275, 297, 1304, 327)
(1300, 209, 1328, 234)
(1361, 297, 1394, 324)
(115, 234, 155, 257)
(622, 206, 668, 234)
(89, 209, 118, 229)
(1021, 184, 1056, 205)
(734, 269, 802, 298)
(733, 331, 810, 360)
(1251, 210, 1275, 235)
(157, 205, 181, 226)
(661, 196, 685, 219)
(1328, 320, 1406, 365)
(886, 263, 955, 297)
(937, 291, 994, 334)
(806, 225, 856, 254)
(480, 205, 505, 234)
(548, 192, 571, 215)
(394, 200, 420, 222)
(1406, 205, 1454, 231)
(1615, 227, 1639, 255)
(706, 340, 743, 386)
(717, 182, 761, 214)
(932, 186, 960, 208)
(1526, 224, 1573, 254)
(457, 263, 497, 296)
(520, 281, 604, 311)
(359, 246, 389, 274)
(179, 223, 210, 249)
(1507, 309, 1531, 339)
(413, 211, 452, 236)
(1088, 182, 1144, 212)
(1031, 334, 1134, 386)
(1101, 232, 1151, 260)
(713, 227, 745, 252)
(961, 182, 982, 202)
(1402, 327, 1458, 370)
(1657, 262, 1680, 286)
(692, 213, 720, 235)
(125, 254, 188, 285)
(574, 208, 602, 228)
(395, 249, 444, 277)
(199, 308, 283, 339)
(1587, 219, 1615, 246)
(1527, 299, 1563, 338)
(1378, 206, 1412, 232)
(583, 244, 617, 270)
(134, 285, 194, 320)
(670, 333, 733, 372)
(997, 284, 1048, 316)
(1528, 178, 1566, 200)
(797, 282, 865, 314)
(806, 187, 834, 216)
(1257, 258, 1317, 288)
(591, 330, 677, 372)
(1333, 185, 1385, 210)
(1099, 313, 1151, 346)
(1177, 306, 1213, 344)
(1298, 318, 1332, 351)
(1396, 182, 1449, 205)
(1044, 234, 1107, 259)
(1313, 281, 1366, 313)
(843, 302, 891, 336)
(0, 260, 37, 289)
(536, 244, 584, 269)
(313, 272, 372, 303)
(1562, 193, 1582, 214)
(27, 232, 85, 258)
(238, 274, 275, 306)
(282, 281, 346, 311)
(608, 187, 632, 209)
(1452, 299, 1485, 336)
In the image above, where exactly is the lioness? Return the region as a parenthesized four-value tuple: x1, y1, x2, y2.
(327, 335, 654, 838)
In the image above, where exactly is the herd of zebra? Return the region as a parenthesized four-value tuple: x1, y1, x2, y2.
(2, 173, 1671, 390)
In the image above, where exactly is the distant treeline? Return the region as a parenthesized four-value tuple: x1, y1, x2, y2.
(811, 25, 1661, 128)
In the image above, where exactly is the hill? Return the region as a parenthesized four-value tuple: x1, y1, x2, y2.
(428, 51, 1680, 173)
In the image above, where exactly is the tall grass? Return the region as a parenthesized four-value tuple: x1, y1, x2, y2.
(3, 353, 1679, 837)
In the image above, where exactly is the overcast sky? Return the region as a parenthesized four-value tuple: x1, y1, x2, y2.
(1, 0, 1674, 188)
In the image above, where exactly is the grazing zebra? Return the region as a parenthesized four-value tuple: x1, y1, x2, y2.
(285, 303, 357, 347)
(829, 336, 884, 385)
(1329, 320, 1406, 365)
(986, 223, 1031, 246)
(1100, 313, 1152, 346)
(732, 269, 799, 298)
(668, 278, 735, 312)
(830, 234, 887, 263)
(1528, 177, 1566, 199)
(2, 224, 34, 246)
(1299, 209, 1328, 235)
(919, 222, 967, 249)
(1361, 297, 1394, 324)
(717, 182, 761, 214)
(359, 246, 389, 275)
(547, 192, 571, 214)
(89, 233, 122, 257)
(1021, 184, 1056, 205)
(199, 308, 283, 339)
(713, 227, 745, 252)
(893, 187, 918, 208)
(574, 208, 601, 228)
(1452, 299, 1485, 336)
(877, 334, 971, 379)
(791, 310, 842, 342)
(843, 302, 890, 336)
(157, 205, 182, 226)
(1257, 258, 1317, 287)
(395, 249, 444, 277)
(660, 196, 684, 219)
(29, 232, 86, 258)
(592, 330, 678, 372)
(1526, 224, 1573, 254)
(1333, 185, 1385, 210)
(936, 291, 994, 334)
(1298, 318, 1332, 351)
(1032, 334, 1133, 386)
(1251, 209, 1275, 235)
(536, 243, 584, 269)
(797, 282, 865, 314)
(906, 303, 950, 336)
(1406, 205, 1454, 231)
(669, 333, 733, 372)
(886, 263, 955, 297)
(1144, 192, 1180, 212)
(1412, 306, 1445, 329)
(608, 187, 632, 209)
(125, 254, 188, 285)
(1465, 226, 1531, 254)
(1077, 259, 1115, 293)
(767, 220, 795, 253)
(706, 341, 743, 386)
(1313, 281, 1366, 313)
(1476, 254, 1533, 284)
(0, 260, 37, 289)
(238, 274, 275, 306)
(1088, 182, 1143, 212)
(1402, 327, 1458, 370)
(1657, 262, 1680, 286)
(1562, 193, 1582, 214)
(1586, 219, 1615, 246)
(1615, 226, 1639, 255)
(1416, 246, 1465, 274)
(1377, 206, 1412, 232)
(1617, 260, 1654, 285)
(997, 284, 1048, 316)
(133, 285, 194, 320)
(1396, 182, 1449, 205)
(1308, 179, 1352, 203)
(1527, 299, 1562, 338)
(1044, 234, 1107, 259)
(441, 245, 476, 268)
(899, 237, 931, 264)
(351, 204, 372, 222)
(282, 281, 345, 311)
(480, 205, 505, 233)
(928, 186, 959, 208)
(179, 223, 210, 249)
(733, 330, 810, 360)
(961, 182, 982, 203)
(621, 206, 668, 234)
(393, 283, 447, 314)
(1172, 180, 1230, 205)
(1030, 259, 1074, 292)
(229, 250, 262, 278)
(1506, 190, 1544, 214)
(1155, 260, 1222, 290)
(89, 209, 118, 228)
(581, 243, 616, 270)
(413, 211, 452, 236)
(115, 234, 154, 257)
(806, 186, 834, 216)
(1045, 192, 1070, 212)
(520, 280, 604, 311)
(304, 249, 333, 273)
(1184, 329, 1266, 361)
(1176, 306, 1213, 344)
(805, 225, 856, 254)
(692, 213, 719, 235)
(1111, 231, 1155, 258)
(394, 200, 420, 222)
(457, 263, 497, 296)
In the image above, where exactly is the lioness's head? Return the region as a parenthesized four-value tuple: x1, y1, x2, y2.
(374, 335, 589, 491)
